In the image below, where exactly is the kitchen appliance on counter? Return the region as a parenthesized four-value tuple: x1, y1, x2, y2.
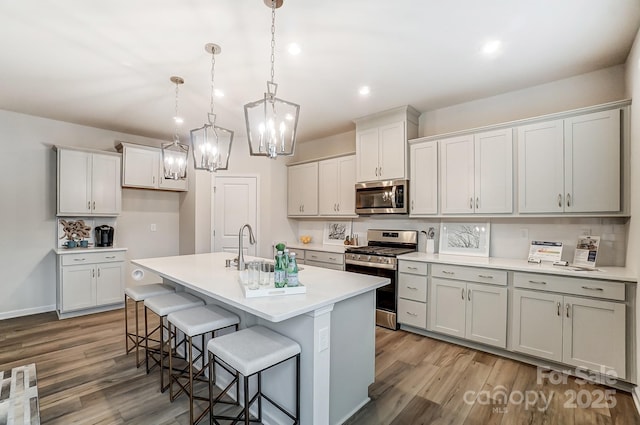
(355, 179, 408, 214)
(345, 229, 418, 329)
(95, 225, 114, 247)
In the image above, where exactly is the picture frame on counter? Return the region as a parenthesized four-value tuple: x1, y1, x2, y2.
(323, 221, 352, 245)
(439, 222, 490, 257)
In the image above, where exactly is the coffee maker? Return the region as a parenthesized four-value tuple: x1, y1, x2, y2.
(95, 225, 114, 247)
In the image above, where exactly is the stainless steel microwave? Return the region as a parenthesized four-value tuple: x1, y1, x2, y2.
(355, 179, 408, 214)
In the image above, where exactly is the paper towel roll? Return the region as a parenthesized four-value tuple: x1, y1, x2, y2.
(131, 268, 145, 281)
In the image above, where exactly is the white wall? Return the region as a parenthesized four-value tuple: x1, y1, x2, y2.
(291, 130, 356, 163)
(0, 109, 181, 318)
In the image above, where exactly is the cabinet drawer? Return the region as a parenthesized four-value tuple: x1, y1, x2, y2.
(513, 272, 625, 301)
(306, 250, 344, 265)
(398, 273, 427, 302)
(61, 251, 126, 266)
(305, 260, 344, 271)
(432, 264, 507, 286)
(288, 248, 305, 260)
(398, 298, 427, 329)
(399, 260, 428, 275)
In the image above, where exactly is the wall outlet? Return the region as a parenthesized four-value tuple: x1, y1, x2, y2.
(520, 228, 529, 239)
(150, 223, 157, 232)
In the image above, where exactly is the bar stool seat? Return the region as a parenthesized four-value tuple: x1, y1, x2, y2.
(167, 305, 240, 425)
(144, 292, 204, 392)
(124, 283, 176, 367)
(208, 326, 301, 425)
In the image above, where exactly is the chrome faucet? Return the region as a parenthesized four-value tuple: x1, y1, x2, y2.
(237, 224, 256, 270)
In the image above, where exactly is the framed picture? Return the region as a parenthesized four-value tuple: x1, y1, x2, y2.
(439, 222, 490, 257)
(323, 221, 352, 245)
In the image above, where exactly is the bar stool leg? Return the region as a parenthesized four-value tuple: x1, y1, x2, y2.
(243, 375, 250, 425)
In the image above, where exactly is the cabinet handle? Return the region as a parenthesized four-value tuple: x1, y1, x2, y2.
(411, 200, 414, 211)
(407, 286, 418, 290)
(375, 167, 378, 176)
(93, 201, 96, 209)
(581, 286, 604, 291)
(528, 280, 547, 285)
(468, 289, 471, 301)
(442, 270, 455, 275)
(302, 205, 304, 213)
(566, 193, 571, 207)
(407, 266, 418, 270)
(311, 255, 318, 259)
(558, 194, 562, 208)
(461, 288, 465, 299)
(337, 203, 340, 212)
(92, 269, 95, 278)
(153, 176, 156, 184)
(97, 268, 101, 277)
(566, 303, 570, 318)
(557, 302, 561, 316)
(74, 258, 86, 262)
(87, 201, 91, 210)
(478, 274, 493, 279)
(406, 311, 418, 317)
(105, 256, 116, 259)
(379, 167, 382, 176)
(476, 197, 479, 209)
(328, 257, 337, 261)
(469, 197, 473, 209)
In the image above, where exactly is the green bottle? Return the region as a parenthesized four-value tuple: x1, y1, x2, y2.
(286, 252, 299, 287)
(274, 251, 286, 288)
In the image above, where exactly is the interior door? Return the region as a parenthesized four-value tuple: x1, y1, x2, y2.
(212, 176, 258, 255)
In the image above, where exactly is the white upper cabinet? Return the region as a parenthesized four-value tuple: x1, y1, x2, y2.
(119, 143, 188, 192)
(288, 162, 318, 216)
(440, 129, 513, 214)
(57, 148, 121, 216)
(518, 108, 620, 213)
(319, 155, 356, 216)
(409, 140, 438, 215)
(354, 106, 419, 183)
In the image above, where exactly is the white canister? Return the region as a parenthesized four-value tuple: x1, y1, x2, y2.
(426, 239, 435, 254)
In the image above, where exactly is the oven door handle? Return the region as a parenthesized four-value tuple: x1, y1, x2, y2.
(345, 259, 397, 271)
(391, 185, 397, 209)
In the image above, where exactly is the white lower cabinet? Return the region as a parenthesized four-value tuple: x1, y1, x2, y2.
(512, 287, 625, 378)
(57, 250, 126, 317)
(429, 265, 507, 348)
(303, 250, 344, 271)
(397, 260, 428, 329)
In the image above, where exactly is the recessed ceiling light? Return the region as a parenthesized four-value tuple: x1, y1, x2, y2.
(359, 86, 371, 96)
(288, 43, 301, 55)
(214, 89, 224, 98)
(482, 40, 501, 55)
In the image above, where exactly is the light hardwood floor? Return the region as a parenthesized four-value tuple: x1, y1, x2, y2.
(0, 308, 638, 424)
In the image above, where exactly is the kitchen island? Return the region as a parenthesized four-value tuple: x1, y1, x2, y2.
(131, 251, 389, 425)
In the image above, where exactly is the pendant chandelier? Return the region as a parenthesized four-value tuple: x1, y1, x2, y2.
(190, 43, 234, 172)
(161, 76, 189, 180)
(244, 0, 300, 159)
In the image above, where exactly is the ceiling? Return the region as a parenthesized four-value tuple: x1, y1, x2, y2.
(1, 1, 639, 144)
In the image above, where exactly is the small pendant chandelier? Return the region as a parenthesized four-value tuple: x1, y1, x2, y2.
(190, 43, 234, 172)
(244, 0, 300, 159)
(161, 76, 189, 180)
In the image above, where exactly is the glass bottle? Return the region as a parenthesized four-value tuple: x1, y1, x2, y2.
(282, 248, 290, 283)
(286, 252, 299, 287)
(274, 251, 286, 288)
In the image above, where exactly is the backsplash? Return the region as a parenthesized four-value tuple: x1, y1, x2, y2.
(296, 216, 628, 267)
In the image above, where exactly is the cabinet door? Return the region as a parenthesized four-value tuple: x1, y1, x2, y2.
(440, 135, 475, 214)
(428, 278, 466, 338)
(511, 289, 563, 362)
(378, 121, 406, 180)
(58, 149, 92, 215)
(288, 162, 318, 216)
(159, 170, 189, 191)
(91, 153, 122, 215)
(318, 159, 339, 215)
(474, 129, 513, 213)
(398, 298, 427, 329)
(96, 262, 124, 306)
(562, 296, 625, 378)
(465, 283, 507, 348)
(356, 128, 380, 182)
(517, 120, 564, 213)
(336, 156, 356, 215)
(61, 264, 96, 312)
(410, 142, 437, 215)
(564, 109, 620, 213)
(122, 145, 159, 189)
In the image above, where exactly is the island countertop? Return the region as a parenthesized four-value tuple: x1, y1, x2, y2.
(131, 251, 390, 323)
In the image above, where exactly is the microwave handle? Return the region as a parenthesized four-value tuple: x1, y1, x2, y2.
(391, 185, 397, 208)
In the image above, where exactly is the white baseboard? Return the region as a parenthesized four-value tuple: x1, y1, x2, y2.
(632, 386, 640, 416)
(0, 305, 55, 320)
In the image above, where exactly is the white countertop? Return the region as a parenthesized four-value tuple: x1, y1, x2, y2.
(131, 251, 389, 322)
(285, 242, 349, 253)
(397, 252, 637, 283)
(54, 246, 128, 255)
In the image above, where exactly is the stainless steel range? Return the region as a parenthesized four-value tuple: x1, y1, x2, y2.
(345, 229, 418, 330)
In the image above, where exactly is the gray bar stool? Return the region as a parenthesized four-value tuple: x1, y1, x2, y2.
(207, 326, 301, 425)
(167, 304, 240, 425)
(144, 292, 204, 392)
(124, 283, 176, 367)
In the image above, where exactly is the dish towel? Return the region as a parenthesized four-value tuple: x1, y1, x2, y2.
(0, 363, 40, 425)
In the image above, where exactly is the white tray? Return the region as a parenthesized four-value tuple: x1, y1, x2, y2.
(238, 279, 307, 298)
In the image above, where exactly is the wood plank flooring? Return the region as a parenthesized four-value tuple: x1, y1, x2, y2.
(1, 308, 638, 424)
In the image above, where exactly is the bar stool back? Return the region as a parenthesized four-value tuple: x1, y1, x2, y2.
(144, 292, 204, 392)
(124, 283, 175, 367)
(207, 326, 301, 425)
(167, 304, 240, 425)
